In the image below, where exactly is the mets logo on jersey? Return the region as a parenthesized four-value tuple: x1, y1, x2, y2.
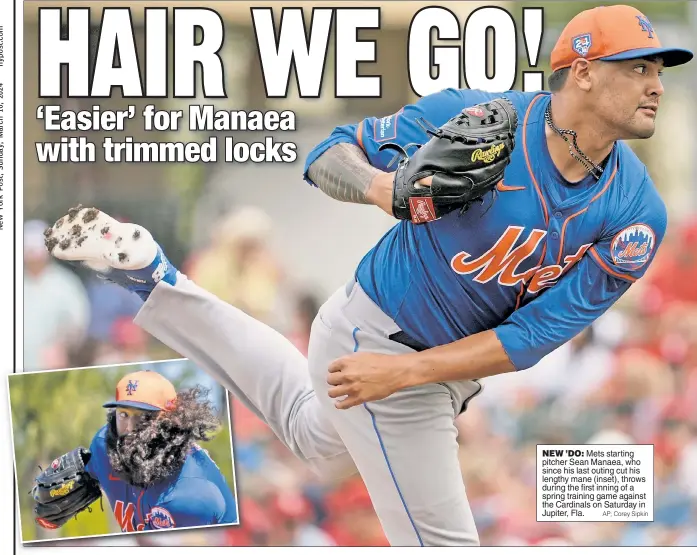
(450, 226, 591, 294)
(114, 500, 141, 532)
(611, 224, 655, 271)
(572, 34, 592, 57)
(148, 506, 176, 529)
(125, 380, 138, 395)
(113, 501, 176, 531)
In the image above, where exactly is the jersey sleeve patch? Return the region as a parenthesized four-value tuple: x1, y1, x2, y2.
(609, 223, 656, 272)
(147, 506, 176, 529)
(373, 108, 403, 143)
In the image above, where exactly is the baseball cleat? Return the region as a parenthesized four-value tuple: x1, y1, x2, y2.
(44, 205, 178, 300)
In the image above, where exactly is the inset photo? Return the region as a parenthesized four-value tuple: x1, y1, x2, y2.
(8, 359, 239, 543)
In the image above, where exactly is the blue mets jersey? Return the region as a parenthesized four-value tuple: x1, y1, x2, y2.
(304, 89, 666, 370)
(85, 425, 238, 532)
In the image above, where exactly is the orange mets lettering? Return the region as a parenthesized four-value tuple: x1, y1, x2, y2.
(114, 500, 136, 532)
(527, 265, 563, 294)
(450, 226, 592, 292)
(618, 242, 648, 259)
(451, 226, 546, 284)
(528, 244, 593, 293)
(148, 506, 176, 529)
(563, 244, 591, 267)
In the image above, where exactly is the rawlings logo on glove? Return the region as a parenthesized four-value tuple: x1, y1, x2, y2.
(31, 447, 103, 529)
(379, 97, 519, 224)
(471, 143, 506, 164)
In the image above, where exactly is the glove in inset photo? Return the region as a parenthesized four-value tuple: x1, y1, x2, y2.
(8, 360, 239, 544)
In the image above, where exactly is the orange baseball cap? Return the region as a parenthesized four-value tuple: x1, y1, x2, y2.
(551, 5, 693, 72)
(103, 370, 177, 412)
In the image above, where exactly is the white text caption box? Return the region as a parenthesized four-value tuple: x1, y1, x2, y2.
(537, 444, 653, 522)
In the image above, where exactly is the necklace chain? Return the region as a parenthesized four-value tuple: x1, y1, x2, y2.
(544, 103, 604, 180)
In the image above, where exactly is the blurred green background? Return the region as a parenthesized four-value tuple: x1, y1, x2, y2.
(22, 1, 697, 313)
(20, 0, 697, 548)
(8, 360, 236, 543)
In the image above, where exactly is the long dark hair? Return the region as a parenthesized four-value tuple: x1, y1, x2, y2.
(105, 385, 221, 488)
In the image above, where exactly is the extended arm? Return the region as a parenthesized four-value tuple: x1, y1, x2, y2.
(406, 258, 630, 382)
(303, 88, 501, 213)
(327, 171, 667, 408)
(306, 142, 394, 215)
(327, 256, 631, 408)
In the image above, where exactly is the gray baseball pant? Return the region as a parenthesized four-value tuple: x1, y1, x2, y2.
(134, 275, 483, 546)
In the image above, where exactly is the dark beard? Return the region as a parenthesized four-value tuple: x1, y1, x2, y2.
(104, 386, 222, 488)
(105, 412, 188, 488)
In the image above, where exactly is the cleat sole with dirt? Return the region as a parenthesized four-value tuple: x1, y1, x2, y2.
(45, 206, 157, 272)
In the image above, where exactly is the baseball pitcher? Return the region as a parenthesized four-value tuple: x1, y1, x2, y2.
(44, 5, 691, 546)
(31, 371, 238, 532)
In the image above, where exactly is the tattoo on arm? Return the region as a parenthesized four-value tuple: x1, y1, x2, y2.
(307, 143, 382, 204)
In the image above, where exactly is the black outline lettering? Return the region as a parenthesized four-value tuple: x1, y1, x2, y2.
(233, 140, 250, 163)
(188, 104, 203, 131)
(224, 136, 234, 160)
(263, 136, 283, 162)
(250, 141, 264, 163)
(144, 8, 169, 98)
(151, 108, 182, 132)
(90, 8, 144, 98)
(142, 104, 155, 131)
(281, 142, 298, 163)
(463, 6, 516, 92)
(334, 7, 381, 98)
(35, 136, 96, 163)
(39, 105, 133, 132)
(522, 7, 545, 92)
(250, 8, 280, 96)
(38, 7, 91, 98)
(485, 26, 495, 80)
(306, 8, 332, 99)
(251, 8, 279, 96)
(173, 8, 227, 99)
(251, 7, 332, 99)
(407, 6, 461, 98)
(102, 136, 217, 163)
